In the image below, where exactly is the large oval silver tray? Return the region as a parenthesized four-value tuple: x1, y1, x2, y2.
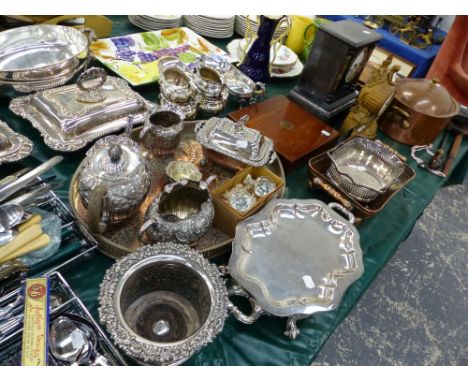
(229, 199, 364, 317)
(69, 121, 285, 259)
(0, 120, 33, 165)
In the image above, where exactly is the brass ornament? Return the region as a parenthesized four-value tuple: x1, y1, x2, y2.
(341, 55, 400, 139)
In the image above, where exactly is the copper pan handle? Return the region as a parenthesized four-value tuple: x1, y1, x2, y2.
(391, 106, 410, 129)
(310, 177, 353, 210)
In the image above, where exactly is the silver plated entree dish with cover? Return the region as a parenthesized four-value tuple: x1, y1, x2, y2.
(9, 68, 155, 152)
(195, 115, 276, 169)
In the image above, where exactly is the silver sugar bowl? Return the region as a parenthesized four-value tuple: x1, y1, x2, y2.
(78, 134, 150, 233)
(193, 56, 228, 115)
(140, 176, 216, 245)
(98, 243, 228, 365)
(158, 56, 196, 103)
(139, 106, 184, 156)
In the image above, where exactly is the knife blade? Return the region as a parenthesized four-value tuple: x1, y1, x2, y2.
(0, 156, 63, 203)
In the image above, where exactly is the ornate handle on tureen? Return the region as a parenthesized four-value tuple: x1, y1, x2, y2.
(328, 202, 355, 225)
(76, 67, 107, 103)
(226, 283, 264, 325)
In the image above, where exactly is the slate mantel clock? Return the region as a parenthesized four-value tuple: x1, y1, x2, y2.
(289, 20, 382, 121)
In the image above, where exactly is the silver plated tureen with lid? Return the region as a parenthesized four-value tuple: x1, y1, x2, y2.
(78, 118, 151, 233)
(10, 67, 154, 152)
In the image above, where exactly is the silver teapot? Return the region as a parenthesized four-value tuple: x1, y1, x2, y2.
(140, 176, 216, 245)
(78, 118, 151, 233)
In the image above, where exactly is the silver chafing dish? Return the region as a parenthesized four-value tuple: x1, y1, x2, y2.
(226, 199, 364, 339)
(0, 120, 33, 165)
(0, 25, 95, 97)
(195, 115, 276, 170)
(9, 67, 155, 152)
(99, 243, 228, 365)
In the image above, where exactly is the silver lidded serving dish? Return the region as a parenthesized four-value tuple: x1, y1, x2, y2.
(227, 198, 363, 339)
(78, 127, 151, 232)
(10, 67, 155, 151)
(99, 243, 228, 365)
(195, 115, 276, 170)
(0, 120, 33, 165)
(0, 25, 95, 97)
(327, 137, 406, 203)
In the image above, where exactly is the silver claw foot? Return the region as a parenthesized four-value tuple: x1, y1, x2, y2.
(284, 316, 300, 340)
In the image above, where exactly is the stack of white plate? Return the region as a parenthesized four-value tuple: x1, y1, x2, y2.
(128, 15, 183, 31)
(183, 15, 235, 39)
(235, 15, 289, 40)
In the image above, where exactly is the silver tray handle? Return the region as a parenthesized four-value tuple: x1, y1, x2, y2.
(227, 283, 264, 325)
(328, 202, 355, 225)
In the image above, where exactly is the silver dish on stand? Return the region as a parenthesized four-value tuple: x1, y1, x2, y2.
(0, 25, 95, 97)
(226, 198, 364, 339)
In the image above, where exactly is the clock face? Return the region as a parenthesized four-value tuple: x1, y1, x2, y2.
(345, 48, 369, 84)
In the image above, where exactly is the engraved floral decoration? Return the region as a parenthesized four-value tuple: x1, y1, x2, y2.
(78, 135, 150, 222)
(98, 243, 228, 365)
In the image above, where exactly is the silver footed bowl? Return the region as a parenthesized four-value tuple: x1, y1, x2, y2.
(0, 25, 94, 96)
(140, 177, 215, 245)
(98, 243, 228, 365)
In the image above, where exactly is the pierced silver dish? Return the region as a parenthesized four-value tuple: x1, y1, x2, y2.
(327, 137, 406, 202)
(98, 243, 228, 365)
(227, 199, 363, 339)
(0, 121, 33, 165)
(195, 115, 276, 170)
(9, 70, 154, 152)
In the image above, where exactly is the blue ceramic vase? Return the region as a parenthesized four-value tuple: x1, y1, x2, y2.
(239, 16, 284, 82)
